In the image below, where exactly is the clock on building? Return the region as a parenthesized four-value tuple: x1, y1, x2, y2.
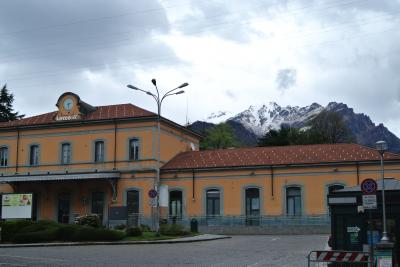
(63, 98, 74, 111)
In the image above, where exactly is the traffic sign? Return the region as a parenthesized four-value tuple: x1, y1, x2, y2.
(361, 179, 377, 194)
(148, 198, 157, 207)
(148, 189, 158, 198)
(362, 194, 377, 209)
(347, 226, 361, 233)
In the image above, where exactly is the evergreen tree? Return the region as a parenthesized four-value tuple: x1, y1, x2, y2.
(258, 126, 307, 147)
(308, 110, 354, 144)
(0, 84, 24, 122)
(258, 111, 354, 147)
(200, 123, 239, 149)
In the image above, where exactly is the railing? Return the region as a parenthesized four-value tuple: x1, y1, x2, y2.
(123, 214, 330, 228)
(166, 215, 330, 227)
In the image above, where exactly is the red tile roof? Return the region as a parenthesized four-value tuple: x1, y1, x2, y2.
(161, 144, 400, 170)
(0, 104, 155, 128)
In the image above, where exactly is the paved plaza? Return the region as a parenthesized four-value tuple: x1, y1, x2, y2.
(0, 235, 327, 267)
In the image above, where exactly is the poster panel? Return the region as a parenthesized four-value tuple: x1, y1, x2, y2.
(1, 193, 33, 219)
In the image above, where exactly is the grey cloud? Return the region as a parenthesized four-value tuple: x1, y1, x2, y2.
(276, 68, 296, 91)
(0, 0, 182, 114)
(225, 90, 236, 99)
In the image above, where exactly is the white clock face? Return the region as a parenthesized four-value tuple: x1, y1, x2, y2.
(63, 98, 74, 111)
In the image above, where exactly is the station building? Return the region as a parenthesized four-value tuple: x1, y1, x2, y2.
(1, 92, 400, 230)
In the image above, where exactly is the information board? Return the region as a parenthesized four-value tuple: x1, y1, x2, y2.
(1, 193, 33, 219)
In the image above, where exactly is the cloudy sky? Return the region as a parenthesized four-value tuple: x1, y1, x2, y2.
(1, 0, 400, 135)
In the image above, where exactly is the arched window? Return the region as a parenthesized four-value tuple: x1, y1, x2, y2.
(169, 190, 183, 218)
(126, 190, 140, 215)
(0, 147, 8, 166)
(30, 145, 39, 166)
(129, 139, 139, 161)
(206, 189, 220, 216)
(286, 187, 301, 216)
(94, 141, 105, 162)
(61, 143, 71, 164)
(328, 184, 344, 194)
(245, 188, 260, 225)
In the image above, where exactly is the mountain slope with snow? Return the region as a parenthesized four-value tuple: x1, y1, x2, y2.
(189, 102, 400, 152)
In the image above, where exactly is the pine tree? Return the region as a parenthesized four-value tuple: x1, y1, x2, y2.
(0, 84, 24, 122)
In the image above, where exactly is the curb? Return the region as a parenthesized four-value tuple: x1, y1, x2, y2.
(0, 234, 231, 248)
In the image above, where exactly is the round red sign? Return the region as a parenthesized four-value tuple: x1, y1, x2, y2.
(361, 179, 378, 194)
(148, 189, 158, 198)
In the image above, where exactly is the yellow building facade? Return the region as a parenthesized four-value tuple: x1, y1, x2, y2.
(1, 92, 400, 231)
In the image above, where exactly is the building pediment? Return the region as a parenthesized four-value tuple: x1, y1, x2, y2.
(55, 92, 96, 121)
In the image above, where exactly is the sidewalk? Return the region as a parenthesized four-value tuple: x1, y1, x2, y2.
(0, 234, 231, 248)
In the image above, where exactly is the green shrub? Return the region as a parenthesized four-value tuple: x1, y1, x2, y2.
(17, 220, 57, 233)
(56, 224, 80, 241)
(140, 224, 151, 232)
(0, 220, 34, 242)
(126, 227, 142, 237)
(1, 220, 124, 243)
(75, 214, 101, 228)
(113, 224, 126, 230)
(72, 226, 124, 241)
(160, 224, 189, 236)
(12, 227, 58, 243)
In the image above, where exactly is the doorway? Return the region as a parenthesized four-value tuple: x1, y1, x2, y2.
(58, 193, 70, 223)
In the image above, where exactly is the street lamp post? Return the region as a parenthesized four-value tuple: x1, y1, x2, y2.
(376, 140, 389, 242)
(127, 79, 188, 234)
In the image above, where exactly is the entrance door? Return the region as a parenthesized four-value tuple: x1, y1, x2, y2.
(58, 193, 70, 223)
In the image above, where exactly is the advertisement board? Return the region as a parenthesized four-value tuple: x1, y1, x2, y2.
(1, 193, 33, 219)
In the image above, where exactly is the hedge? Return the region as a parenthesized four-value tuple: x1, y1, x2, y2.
(160, 224, 189, 236)
(0, 220, 125, 243)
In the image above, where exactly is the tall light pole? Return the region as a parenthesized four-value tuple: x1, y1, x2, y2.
(376, 140, 389, 242)
(127, 79, 188, 234)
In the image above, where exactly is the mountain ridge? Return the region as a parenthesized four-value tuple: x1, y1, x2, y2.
(188, 101, 400, 152)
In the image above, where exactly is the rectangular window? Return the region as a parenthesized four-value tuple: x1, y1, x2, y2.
(29, 145, 39, 166)
(0, 147, 8, 166)
(94, 141, 104, 162)
(129, 139, 139, 161)
(61, 143, 71, 164)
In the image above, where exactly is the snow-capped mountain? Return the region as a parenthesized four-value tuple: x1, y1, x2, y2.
(189, 102, 400, 152)
(228, 102, 323, 136)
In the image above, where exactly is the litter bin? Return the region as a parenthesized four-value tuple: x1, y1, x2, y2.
(190, 218, 198, 233)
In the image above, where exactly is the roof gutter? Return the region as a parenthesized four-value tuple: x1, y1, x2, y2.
(161, 159, 400, 173)
(0, 115, 202, 139)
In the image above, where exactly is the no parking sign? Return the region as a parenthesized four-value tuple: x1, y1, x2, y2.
(361, 179, 377, 194)
(361, 179, 377, 209)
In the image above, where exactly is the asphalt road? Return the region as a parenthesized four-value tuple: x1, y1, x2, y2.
(0, 235, 327, 267)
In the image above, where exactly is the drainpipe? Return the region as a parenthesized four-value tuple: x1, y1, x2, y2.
(270, 166, 274, 199)
(356, 162, 360, 185)
(113, 119, 117, 170)
(15, 128, 20, 173)
(192, 169, 195, 201)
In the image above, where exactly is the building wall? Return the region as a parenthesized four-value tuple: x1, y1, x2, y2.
(0, 120, 199, 176)
(160, 162, 400, 217)
(0, 118, 198, 221)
